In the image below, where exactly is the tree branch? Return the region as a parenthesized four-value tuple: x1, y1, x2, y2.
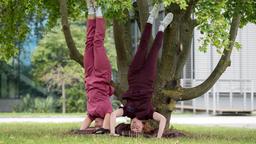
(192, 19, 199, 27)
(59, 0, 83, 67)
(163, 13, 241, 101)
(184, 0, 199, 19)
(137, 0, 149, 31)
(173, 20, 194, 80)
(132, 1, 141, 31)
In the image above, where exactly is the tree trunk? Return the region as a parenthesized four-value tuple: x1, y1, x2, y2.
(113, 16, 132, 98)
(137, 0, 149, 31)
(62, 80, 66, 114)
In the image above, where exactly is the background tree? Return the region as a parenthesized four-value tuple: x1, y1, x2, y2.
(1, 0, 256, 128)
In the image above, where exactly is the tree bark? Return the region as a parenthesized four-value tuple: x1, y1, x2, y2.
(174, 19, 194, 81)
(137, 0, 150, 31)
(173, 0, 198, 81)
(59, 0, 83, 67)
(158, 14, 182, 85)
(132, 1, 141, 31)
(113, 16, 132, 98)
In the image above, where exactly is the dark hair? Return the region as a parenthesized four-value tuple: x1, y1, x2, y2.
(142, 121, 153, 133)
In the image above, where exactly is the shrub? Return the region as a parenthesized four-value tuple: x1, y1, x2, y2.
(65, 83, 86, 113)
(13, 94, 57, 113)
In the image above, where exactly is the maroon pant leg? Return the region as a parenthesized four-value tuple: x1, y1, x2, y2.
(142, 32, 164, 81)
(93, 18, 112, 81)
(128, 23, 152, 78)
(85, 19, 96, 77)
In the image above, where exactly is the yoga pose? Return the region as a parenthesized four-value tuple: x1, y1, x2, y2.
(110, 4, 173, 138)
(80, 0, 114, 132)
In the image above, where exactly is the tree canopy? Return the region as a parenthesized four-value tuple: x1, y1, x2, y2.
(1, 0, 255, 61)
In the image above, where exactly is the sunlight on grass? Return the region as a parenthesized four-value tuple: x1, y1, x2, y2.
(0, 123, 255, 144)
(0, 113, 86, 118)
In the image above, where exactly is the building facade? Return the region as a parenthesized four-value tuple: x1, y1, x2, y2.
(177, 23, 256, 114)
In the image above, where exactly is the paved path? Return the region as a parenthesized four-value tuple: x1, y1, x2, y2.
(1, 115, 256, 129)
(171, 115, 256, 129)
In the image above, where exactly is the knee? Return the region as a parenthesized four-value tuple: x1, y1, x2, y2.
(93, 35, 104, 46)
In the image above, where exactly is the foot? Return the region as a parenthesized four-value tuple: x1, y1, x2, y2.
(149, 4, 160, 19)
(86, 0, 95, 15)
(96, 6, 103, 17)
(147, 4, 160, 24)
(159, 13, 174, 31)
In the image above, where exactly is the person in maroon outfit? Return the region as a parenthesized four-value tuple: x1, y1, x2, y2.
(80, 0, 113, 132)
(110, 4, 174, 138)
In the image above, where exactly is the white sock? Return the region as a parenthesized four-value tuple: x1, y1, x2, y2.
(147, 4, 160, 24)
(158, 24, 165, 32)
(88, 7, 95, 15)
(147, 16, 154, 24)
(159, 13, 174, 32)
(96, 7, 103, 17)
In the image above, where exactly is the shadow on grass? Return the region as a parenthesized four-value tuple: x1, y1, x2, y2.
(68, 123, 186, 139)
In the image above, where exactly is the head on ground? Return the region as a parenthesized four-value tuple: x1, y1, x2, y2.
(130, 117, 153, 133)
(94, 118, 103, 128)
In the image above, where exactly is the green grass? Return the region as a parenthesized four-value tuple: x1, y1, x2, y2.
(0, 113, 86, 118)
(0, 112, 195, 118)
(0, 123, 255, 144)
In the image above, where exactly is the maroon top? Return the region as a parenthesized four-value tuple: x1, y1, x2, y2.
(122, 89, 154, 120)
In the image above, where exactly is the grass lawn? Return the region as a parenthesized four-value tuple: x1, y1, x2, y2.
(0, 112, 195, 118)
(0, 123, 255, 144)
(0, 113, 86, 118)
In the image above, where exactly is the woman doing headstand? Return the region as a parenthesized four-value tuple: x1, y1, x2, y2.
(80, 0, 114, 132)
(110, 4, 173, 138)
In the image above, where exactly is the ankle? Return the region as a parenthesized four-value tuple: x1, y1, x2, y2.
(86, 0, 96, 14)
(147, 16, 154, 24)
(88, 7, 95, 15)
(158, 24, 165, 32)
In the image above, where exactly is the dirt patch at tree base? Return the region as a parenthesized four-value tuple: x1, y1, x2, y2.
(68, 124, 186, 138)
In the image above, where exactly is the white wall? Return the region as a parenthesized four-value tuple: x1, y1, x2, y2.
(194, 23, 256, 91)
